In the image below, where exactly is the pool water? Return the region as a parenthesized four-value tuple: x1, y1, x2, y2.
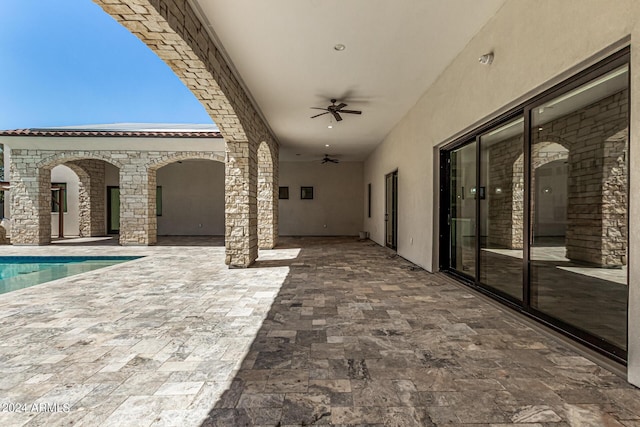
(0, 256, 142, 294)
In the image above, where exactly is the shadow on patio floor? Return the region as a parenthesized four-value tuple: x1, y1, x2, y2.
(200, 237, 640, 426)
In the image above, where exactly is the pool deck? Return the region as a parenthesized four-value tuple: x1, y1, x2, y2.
(0, 236, 639, 426)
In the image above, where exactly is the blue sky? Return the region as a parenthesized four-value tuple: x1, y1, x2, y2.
(0, 0, 214, 129)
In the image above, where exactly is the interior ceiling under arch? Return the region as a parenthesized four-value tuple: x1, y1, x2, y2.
(189, 0, 507, 162)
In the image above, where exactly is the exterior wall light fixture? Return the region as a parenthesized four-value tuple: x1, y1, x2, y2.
(479, 52, 494, 65)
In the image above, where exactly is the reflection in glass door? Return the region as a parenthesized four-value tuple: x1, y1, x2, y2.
(448, 142, 476, 278)
(529, 64, 629, 352)
(107, 186, 120, 234)
(479, 117, 524, 300)
(441, 52, 629, 361)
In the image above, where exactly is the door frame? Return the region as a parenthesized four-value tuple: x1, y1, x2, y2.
(385, 170, 398, 250)
(437, 47, 630, 364)
(106, 186, 119, 234)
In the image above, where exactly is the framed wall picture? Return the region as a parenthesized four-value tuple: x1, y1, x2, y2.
(279, 186, 289, 199)
(301, 186, 314, 200)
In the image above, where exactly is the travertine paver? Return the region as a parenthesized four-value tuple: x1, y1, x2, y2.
(0, 237, 639, 427)
(0, 237, 289, 426)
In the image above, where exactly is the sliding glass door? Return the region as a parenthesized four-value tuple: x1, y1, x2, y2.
(479, 117, 524, 300)
(440, 49, 629, 362)
(529, 63, 629, 352)
(448, 142, 476, 278)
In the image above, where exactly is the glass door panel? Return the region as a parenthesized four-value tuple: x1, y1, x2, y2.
(107, 187, 120, 234)
(385, 171, 398, 249)
(479, 117, 524, 300)
(449, 142, 476, 278)
(530, 65, 628, 350)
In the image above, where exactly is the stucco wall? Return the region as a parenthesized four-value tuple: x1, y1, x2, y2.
(364, 0, 638, 270)
(363, 0, 640, 384)
(105, 163, 119, 187)
(156, 159, 225, 235)
(279, 161, 363, 236)
(51, 165, 80, 237)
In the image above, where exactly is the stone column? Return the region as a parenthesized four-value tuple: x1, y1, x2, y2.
(225, 140, 258, 267)
(67, 160, 107, 237)
(9, 150, 51, 245)
(258, 141, 277, 249)
(487, 135, 523, 249)
(119, 160, 157, 245)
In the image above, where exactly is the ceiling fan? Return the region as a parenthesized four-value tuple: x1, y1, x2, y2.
(311, 99, 362, 122)
(321, 154, 339, 164)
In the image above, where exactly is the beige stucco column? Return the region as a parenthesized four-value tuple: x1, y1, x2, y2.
(627, 31, 640, 388)
(225, 140, 258, 267)
(119, 162, 157, 246)
(9, 151, 51, 245)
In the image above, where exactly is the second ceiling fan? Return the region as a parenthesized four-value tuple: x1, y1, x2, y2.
(310, 99, 362, 122)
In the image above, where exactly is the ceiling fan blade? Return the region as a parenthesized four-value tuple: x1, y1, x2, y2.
(340, 109, 362, 114)
(311, 112, 330, 119)
(321, 153, 340, 164)
(332, 111, 343, 122)
(335, 103, 347, 110)
(311, 107, 329, 111)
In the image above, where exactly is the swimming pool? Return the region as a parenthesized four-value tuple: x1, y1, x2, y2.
(0, 256, 142, 294)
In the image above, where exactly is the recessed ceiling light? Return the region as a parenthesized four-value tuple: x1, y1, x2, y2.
(334, 44, 346, 51)
(325, 144, 330, 147)
(327, 125, 333, 129)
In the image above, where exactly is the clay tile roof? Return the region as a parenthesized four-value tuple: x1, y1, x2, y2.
(0, 123, 222, 138)
(0, 127, 223, 138)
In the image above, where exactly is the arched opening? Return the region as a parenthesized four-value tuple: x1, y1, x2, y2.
(145, 153, 226, 244)
(93, 0, 275, 266)
(156, 159, 225, 238)
(534, 158, 567, 242)
(48, 160, 120, 240)
(510, 141, 569, 249)
(50, 164, 82, 237)
(8, 153, 120, 245)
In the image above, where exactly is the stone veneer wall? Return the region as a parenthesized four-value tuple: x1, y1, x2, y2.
(10, 149, 225, 246)
(67, 159, 106, 237)
(94, 0, 279, 266)
(61, 162, 91, 236)
(487, 134, 523, 249)
(257, 141, 277, 249)
(486, 89, 628, 266)
(9, 152, 51, 245)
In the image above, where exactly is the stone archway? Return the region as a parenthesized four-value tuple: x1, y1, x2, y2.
(9, 151, 121, 245)
(508, 141, 569, 250)
(93, 0, 278, 267)
(64, 160, 111, 238)
(147, 152, 226, 243)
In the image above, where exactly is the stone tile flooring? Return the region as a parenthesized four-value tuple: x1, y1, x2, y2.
(0, 237, 638, 426)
